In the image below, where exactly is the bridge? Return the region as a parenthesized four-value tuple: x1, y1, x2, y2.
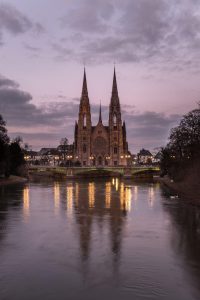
(28, 166, 160, 179)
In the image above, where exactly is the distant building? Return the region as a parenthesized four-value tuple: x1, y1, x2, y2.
(74, 68, 131, 167)
(152, 151, 162, 164)
(138, 149, 153, 165)
(38, 148, 60, 165)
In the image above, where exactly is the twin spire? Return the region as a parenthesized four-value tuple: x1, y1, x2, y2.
(81, 67, 120, 122)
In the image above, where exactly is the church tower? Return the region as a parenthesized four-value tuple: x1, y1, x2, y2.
(76, 68, 92, 166)
(74, 67, 129, 167)
(109, 68, 127, 166)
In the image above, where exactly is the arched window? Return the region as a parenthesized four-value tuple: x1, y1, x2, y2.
(113, 114, 117, 125)
(83, 144, 87, 153)
(83, 114, 87, 129)
(114, 147, 118, 154)
(113, 114, 117, 130)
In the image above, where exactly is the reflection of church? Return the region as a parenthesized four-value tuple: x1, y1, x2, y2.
(72, 179, 132, 260)
(74, 68, 130, 167)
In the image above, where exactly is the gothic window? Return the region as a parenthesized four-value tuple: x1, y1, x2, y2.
(114, 147, 118, 154)
(113, 114, 117, 130)
(83, 144, 87, 153)
(113, 114, 117, 125)
(83, 114, 86, 129)
(114, 161, 117, 166)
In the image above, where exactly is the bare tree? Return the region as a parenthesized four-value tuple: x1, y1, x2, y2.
(60, 138, 68, 161)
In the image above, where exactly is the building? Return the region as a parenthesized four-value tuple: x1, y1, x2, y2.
(137, 149, 153, 165)
(74, 68, 130, 167)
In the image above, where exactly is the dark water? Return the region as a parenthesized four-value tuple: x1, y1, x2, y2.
(0, 179, 200, 300)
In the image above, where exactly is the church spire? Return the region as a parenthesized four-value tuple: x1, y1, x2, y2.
(82, 67, 88, 97)
(112, 67, 118, 97)
(98, 101, 102, 123)
(110, 67, 120, 107)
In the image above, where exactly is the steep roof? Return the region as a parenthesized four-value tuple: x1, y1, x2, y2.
(138, 149, 152, 156)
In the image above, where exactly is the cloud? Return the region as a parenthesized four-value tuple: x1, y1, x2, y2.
(60, 0, 114, 34)
(0, 3, 44, 45)
(0, 73, 181, 151)
(0, 75, 19, 88)
(123, 111, 181, 150)
(56, 0, 200, 72)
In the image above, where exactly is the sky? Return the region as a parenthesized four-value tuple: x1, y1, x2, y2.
(0, 0, 200, 153)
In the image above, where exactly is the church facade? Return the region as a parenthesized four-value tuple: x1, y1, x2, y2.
(74, 68, 130, 167)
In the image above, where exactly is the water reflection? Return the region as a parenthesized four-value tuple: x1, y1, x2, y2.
(0, 185, 23, 243)
(0, 180, 200, 300)
(72, 179, 131, 262)
(54, 182, 60, 214)
(162, 189, 200, 297)
(23, 186, 30, 220)
(88, 182, 95, 208)
(105, 182, 111, 209)
(66, 184, 73, 215)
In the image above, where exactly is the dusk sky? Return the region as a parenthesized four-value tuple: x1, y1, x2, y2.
(0, 0, 200, 152)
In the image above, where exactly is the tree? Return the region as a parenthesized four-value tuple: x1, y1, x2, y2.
(9, 139, 25, 175)
(0, 115, 10, 177)
(60, 137, 68, 161)
(161, 107, 200, 180)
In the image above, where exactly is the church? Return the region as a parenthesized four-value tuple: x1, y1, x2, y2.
(74, 68, 130, 167)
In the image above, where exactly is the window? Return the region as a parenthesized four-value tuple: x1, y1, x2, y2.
(113, 114, 117, 125)
(114, 161, 117, 166)
(114, 147, 118, 154)
(83, 144, 87, 153)
(113, 114, 117, 130)
(83, 161, 86, 166)
(83, 114, 86, 129)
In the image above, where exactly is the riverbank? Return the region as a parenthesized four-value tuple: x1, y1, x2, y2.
(159, 176, 200, 206)
(0, 175, 28, 187)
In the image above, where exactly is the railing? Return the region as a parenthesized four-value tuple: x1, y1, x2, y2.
(28, 165, 160, 177)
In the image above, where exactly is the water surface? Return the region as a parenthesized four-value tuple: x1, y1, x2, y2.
(0, 179, 200, 300)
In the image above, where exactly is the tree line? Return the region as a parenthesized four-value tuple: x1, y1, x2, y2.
(0, 115, 25, 178)
(161, 105, 200, 181)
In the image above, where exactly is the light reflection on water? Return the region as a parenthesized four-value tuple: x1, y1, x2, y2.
(0, 178, 200, 300)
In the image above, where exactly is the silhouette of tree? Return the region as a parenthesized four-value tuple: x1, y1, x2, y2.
(0, 115, 10, 177)
(161, 107, 200, 180)
(9, 138, 25, 175)
(60, 137, 68, 161)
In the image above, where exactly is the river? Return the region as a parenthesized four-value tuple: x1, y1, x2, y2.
(0, 179, 200, 300)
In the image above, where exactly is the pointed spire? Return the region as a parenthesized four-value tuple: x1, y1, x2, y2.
(98, 101, 102, 123)
(82, 67, 88, 96)
(110, 67, 120, 108)
(112, 67, 118, 97)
